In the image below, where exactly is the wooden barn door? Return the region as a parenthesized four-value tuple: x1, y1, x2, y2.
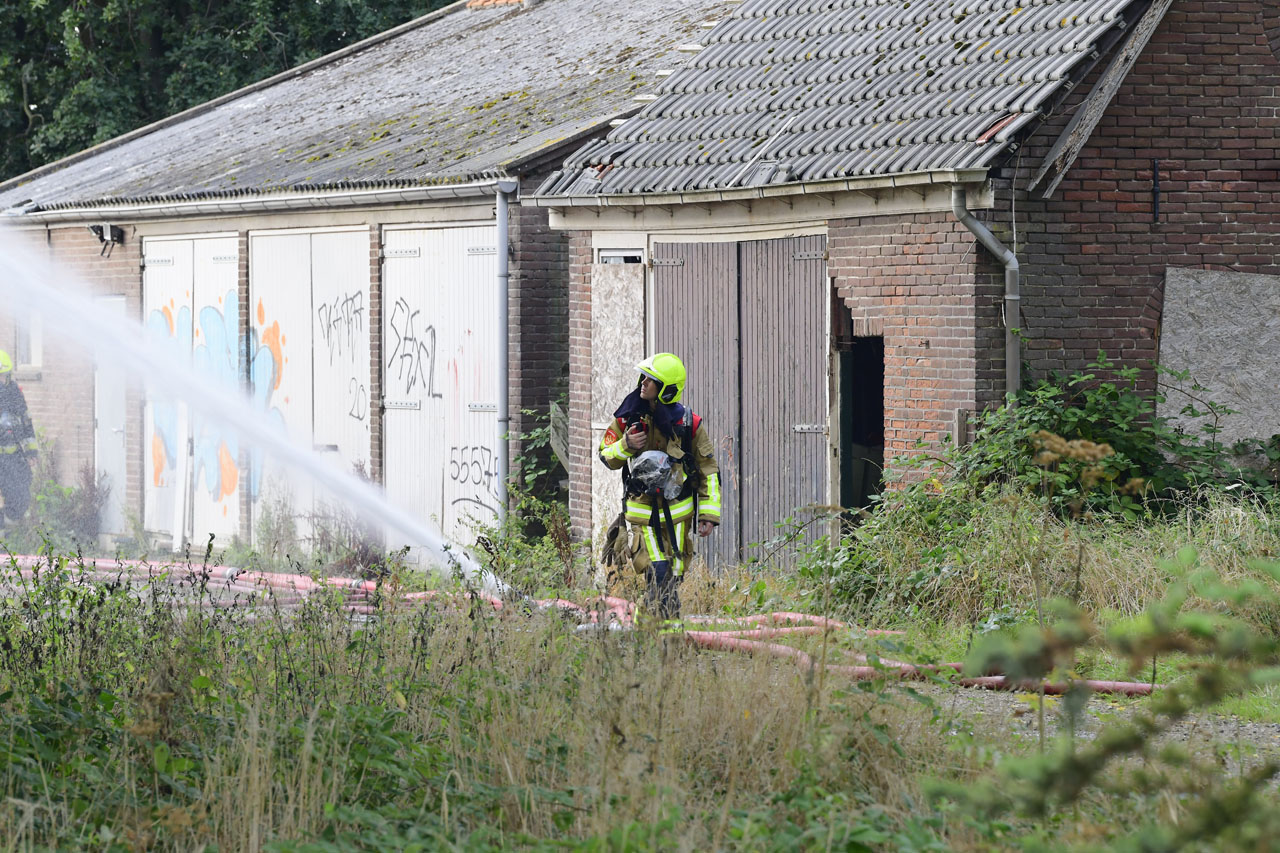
(739, 237, 829, 562)
(652, 243, 741, 571)
(652, 236, 827, 569)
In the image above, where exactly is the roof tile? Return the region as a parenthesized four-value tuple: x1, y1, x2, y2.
(538, 0, 1145, 196)
(1, 0, 733, 213)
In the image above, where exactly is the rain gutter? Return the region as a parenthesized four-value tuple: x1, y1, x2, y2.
(951, 185, 1020, 400)
(525, 168, 990, 208)
(6, 180, 505, 223)
(494, 178, 519, 520)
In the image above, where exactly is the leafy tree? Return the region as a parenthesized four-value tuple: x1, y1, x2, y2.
(0, 0, 449, 184)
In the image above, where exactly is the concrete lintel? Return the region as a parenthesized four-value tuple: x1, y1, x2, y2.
(528, 168, 989, 211)
(548, 179, 994, 232)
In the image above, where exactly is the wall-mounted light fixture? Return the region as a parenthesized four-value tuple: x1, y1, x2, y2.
(87, 223, 124, 257)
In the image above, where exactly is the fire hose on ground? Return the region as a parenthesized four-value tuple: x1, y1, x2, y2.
(0, 555, 1158, 696)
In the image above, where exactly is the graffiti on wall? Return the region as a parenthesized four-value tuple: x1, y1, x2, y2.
(250, 297, 290, 498)
(319, 292, 368, 424)
(192, 290, 240, 507)
(448, 443, 500, 517)
(146, 289, 242, 508)
(145, 301, 192, 489)
(387, 296, 443, 399)
(317, 291, 364, 367)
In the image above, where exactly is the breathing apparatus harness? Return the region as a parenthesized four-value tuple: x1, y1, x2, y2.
(620, 408, 703, 562)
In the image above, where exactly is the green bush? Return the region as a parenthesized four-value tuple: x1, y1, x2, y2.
(947, 354, 1278, 518)
(472, 405, 583, 596)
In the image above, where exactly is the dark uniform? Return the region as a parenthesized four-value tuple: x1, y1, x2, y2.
(0, 378, 36, 524)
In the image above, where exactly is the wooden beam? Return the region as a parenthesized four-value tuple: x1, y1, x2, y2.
(1028, 0, 1173, 199)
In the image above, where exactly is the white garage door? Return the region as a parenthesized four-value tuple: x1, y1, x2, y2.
(142, 235, 241, 547)
(248, 228, 373, 541)
(381, 225, 499, 549)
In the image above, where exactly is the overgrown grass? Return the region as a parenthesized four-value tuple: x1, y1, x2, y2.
(827, 487, 1280, 634)
(0, 558, 960, 851)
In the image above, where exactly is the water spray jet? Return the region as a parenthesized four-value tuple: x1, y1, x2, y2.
(0, 228, 502, 593)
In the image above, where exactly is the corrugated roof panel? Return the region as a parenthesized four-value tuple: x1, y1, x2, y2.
(1, 0, 737, 212)
(539, 0, 1147, 196)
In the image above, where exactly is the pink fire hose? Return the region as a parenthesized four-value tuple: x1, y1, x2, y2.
(0, 555, 1159, 696)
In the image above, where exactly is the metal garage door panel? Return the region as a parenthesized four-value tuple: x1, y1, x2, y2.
(381, 225, 500, 550)
(95, 296, 129, 537)
(652, 242, 741, 571)
(311, 231, 373, 492)
(739, 236, 828, 564)
(382, 229, 440, 549)
(437, 226, 501, 543)
(142, 238, 194, 538)
(249, 233, 314, 534)
(190, 237, 241, 542)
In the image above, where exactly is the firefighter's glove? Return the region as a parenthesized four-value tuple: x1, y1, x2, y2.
(625, 422, 647, 452)
(698, 520, 716, 538)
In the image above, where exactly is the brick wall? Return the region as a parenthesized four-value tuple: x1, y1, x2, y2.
(507, 170, 570, 481)
(32, 225, 144, 520)
(828, 213, 1003, 458)
(986, 0, 1280, 389)
(566, 230, 593, 539)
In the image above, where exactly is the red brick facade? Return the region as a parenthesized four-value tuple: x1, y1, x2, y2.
(566, 231, 593, 539)
(987, 0, 1280, 388)
(563, 2, 1280, 538)
(20, 226, 146, 523)
(507, 173, 570, 470)
(828, 213, 1004, 459)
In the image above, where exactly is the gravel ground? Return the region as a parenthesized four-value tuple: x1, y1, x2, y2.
(923, 682, 1280, 776)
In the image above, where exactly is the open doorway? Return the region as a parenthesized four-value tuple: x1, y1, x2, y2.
(836, 335, 884, 514)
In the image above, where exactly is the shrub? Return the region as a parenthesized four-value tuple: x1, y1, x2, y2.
(945, 354, 1277, 519)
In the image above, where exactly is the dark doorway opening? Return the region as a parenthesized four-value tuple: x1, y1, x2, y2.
(837, 336, 884, 513)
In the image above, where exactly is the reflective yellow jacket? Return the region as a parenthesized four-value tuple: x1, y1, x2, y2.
(599, 409, 721, 527)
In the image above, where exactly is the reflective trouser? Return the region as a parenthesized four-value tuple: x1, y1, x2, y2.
(631, 520, 689, 619)
(0, 453, 31, 522)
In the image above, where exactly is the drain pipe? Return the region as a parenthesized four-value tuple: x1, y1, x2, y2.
(495, 179, 519, 520)
(951, 185, 1020, 399)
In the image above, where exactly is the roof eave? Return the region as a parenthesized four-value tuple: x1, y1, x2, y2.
(4, 178, 506, 223)
(525, 168, 991, 208)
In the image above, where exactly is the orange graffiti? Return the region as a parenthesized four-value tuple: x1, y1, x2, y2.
(218, 443, 238, 499)
(151, 433, 166, 486)
(161, 305, 174, 335)
(261, 321, 284, 389)
(256, 298, 265, 326)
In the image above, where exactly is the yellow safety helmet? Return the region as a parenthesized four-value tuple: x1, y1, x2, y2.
(636, 352, 686, 404)
(0, 351, 12, 375)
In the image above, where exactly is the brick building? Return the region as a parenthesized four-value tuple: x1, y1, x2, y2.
(0, 0, 734, 553)
(530, 0, 1280, 564)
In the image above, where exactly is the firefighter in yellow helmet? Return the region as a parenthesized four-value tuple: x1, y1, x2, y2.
(0, 351, 37, 527)
(598, 353, 721, 618)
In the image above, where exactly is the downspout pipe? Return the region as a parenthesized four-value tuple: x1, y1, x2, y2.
(496, 179, 519, 520)
(951, 185, 1021, 400)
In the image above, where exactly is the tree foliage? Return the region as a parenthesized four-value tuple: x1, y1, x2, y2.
(0, 0, 449, 185)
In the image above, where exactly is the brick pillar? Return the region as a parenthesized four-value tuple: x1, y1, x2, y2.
(566, 231, 593, 539)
